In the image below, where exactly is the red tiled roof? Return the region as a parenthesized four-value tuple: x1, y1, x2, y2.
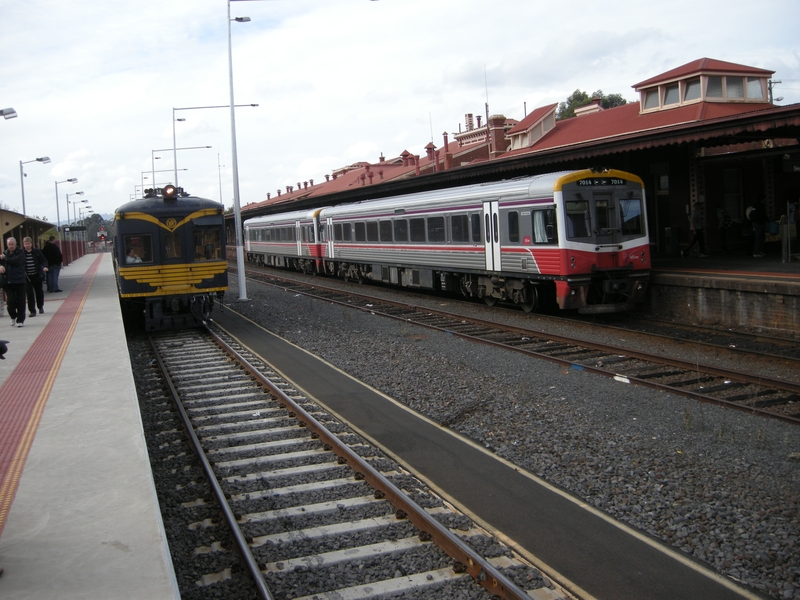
(500, 100, 775, 158)
(633, 58, 774, 89)
(506, 103, 558, 135)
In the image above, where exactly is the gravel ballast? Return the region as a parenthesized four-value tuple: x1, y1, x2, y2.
(224, 275, 800, 600)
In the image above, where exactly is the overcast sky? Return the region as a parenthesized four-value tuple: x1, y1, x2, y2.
(1, 0, 799, 224)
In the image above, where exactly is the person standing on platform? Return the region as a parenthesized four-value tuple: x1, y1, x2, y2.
(42, 235, 63, 292)
(681, 201, 707, 258)
(1, 237, 27, 327)
(22, 237, 48, 317)
(717, 207, 732, 251)
(749, 197, 768, 258)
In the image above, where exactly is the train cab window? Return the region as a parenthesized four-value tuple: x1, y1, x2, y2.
(124, 234, 152, 264)
(471, 214, 481, 243)
(532, 208, 557, 244)
(366, 221, 379, 242)
(194, 227, 222, 261)
(165, 232, 181, 259)
(565, 200, 591, 238)
(427, 216, 445, 242)
(379, 220, 393, 242)
(595, 199, 611, 230)
(619, 198, 644, 236)
(451, 215, 469, 242)
(394, 219, 408, 242)
(410, 218, 426, 242)
(354, 222, 366, 242)
(507, 211, 519, 243)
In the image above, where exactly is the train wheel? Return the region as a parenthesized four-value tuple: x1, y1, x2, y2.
(483, 295, 497, 307)
(520, 286, 537, 313)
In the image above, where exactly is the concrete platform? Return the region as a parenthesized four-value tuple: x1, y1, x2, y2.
(0, 253, 178, 600)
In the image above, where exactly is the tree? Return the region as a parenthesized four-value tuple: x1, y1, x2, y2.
(556, 89, 629, 120)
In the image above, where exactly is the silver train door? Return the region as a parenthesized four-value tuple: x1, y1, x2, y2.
(326, 217, 334, 260)
(483, 200, 501, 271)
(295, 221, 302, 256)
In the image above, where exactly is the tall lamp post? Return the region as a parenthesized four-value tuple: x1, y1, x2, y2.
(19, 156, 51, 216)
(79, 204, 92, 249)
(228, 0, 256, 301)
(172, 103, 257, 186)
(54, 178, 77, 257)
(65, 191, 84, 265)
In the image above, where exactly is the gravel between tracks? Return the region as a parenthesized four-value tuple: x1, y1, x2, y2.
(225, 274, 800, 600)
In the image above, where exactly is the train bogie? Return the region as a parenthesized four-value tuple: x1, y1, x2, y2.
(113, 185, 228, 330)
(245, 168, 650, 313)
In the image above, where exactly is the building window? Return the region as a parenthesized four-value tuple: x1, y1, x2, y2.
(664, 84, 680, 105)
(727, 76, 744, 99)
(684, 78, 701, 102)
(747, 77, 764, 100)
(707, 76, 723, 98)
(644, 89, 659, 109)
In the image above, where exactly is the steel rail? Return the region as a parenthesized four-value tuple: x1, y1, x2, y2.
(246, 270, 800, 425)
(205, 326, 533, 600)
(149, 335, 275, 600)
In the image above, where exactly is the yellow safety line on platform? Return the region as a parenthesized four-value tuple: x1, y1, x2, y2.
(0, 256, 101, 534)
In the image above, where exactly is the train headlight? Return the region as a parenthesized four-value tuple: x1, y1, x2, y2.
(163, 185, 178, 200)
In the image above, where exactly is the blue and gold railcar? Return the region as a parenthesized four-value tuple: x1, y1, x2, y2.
(113, 185, 228, 330)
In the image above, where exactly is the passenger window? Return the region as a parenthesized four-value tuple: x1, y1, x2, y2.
(334, 223, 342, 242)
(620, 198, 644, 236)
(379, 220, 393, 242)
(124, 234, 152, 264)
(532, 209, 557, 244)
(508, 211, 519, 243)
(394, 219, 408, 242)
(410, 218, 425, 242)
(194, 226, 221, 261)
(427, 217, 445, 242)
(565, 200, 591, 238)
(342, 223, 352, 242)
(354, 222, 366, 242)
(451, 215, 469, 242)
(366, 221, 379, 242)
(471, 214, 481, 243)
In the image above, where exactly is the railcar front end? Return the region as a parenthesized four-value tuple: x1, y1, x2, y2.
(113, 186, 228, 330)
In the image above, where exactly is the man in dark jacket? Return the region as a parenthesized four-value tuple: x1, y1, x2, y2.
(42, 235, 63, 292)
(23, 236, 48, 317)
(1, 237, 27, 327)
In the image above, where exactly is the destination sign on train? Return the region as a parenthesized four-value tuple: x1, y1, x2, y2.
(576, 178, 626, 186)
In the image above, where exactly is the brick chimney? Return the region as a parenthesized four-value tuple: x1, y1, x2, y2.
(277, 189, 281, 196)
(325, 174, 330, 182)
(488, 114, 508, 159)
(267, 192, 271, 200)
(466, 113, 474, 131)
(401, 150, 410, 167)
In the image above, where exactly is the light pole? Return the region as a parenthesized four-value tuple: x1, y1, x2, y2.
(79, 205, 92, 248)
(2, 108, 17, 120)
(54, 178, 77, 257)
(228, 0, 255, 301)
(66, 191, 84, 264)
(19, 156, 51, 216)
(142, 169, 188, 191)
(172, 103, 257, 186)
(152, 146, 211, 188)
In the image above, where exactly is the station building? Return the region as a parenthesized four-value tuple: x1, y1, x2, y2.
(239, 57, 800, 259)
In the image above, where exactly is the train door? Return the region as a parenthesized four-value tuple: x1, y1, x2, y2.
(593, 193, 618, 246)
(295, 221, 302, 256)
(482, 200, 501, 271)
(326, 217, 334, 259)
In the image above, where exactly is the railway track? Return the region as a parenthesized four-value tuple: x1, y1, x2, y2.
(244, 269, 800, 425)
(137, 327, 557, 600)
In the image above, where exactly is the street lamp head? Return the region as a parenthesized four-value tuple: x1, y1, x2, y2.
(37, 156, 51, 164)
(2, 108, 17, 120)
(67, 178, 77, 183)
(234, 16, 250, 22)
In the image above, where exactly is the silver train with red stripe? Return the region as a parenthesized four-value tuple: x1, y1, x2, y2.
(245, 168, 650, 313)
